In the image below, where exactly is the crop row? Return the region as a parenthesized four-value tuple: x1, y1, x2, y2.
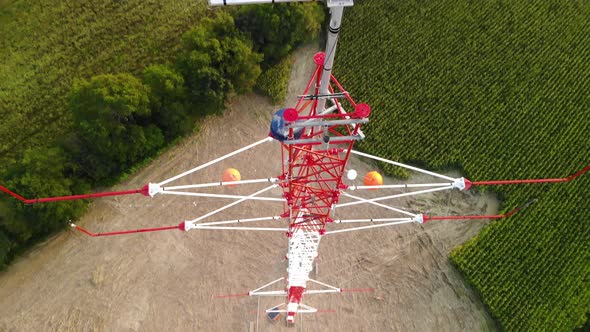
(334, 0, 590, 331)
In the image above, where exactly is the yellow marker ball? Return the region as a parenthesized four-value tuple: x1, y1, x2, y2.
(363, 171, 383, 187)
(222, 168, 241, 183)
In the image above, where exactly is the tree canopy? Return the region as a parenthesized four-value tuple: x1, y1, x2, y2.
(142, 64, 191, 139)
(233, 3, 325, 65)
(176, 12, 262, 114)
(1, 147, 88, 243)
(68, 73, 164, 181)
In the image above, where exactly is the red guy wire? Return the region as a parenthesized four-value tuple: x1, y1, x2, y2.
(0, 184, 149, 204)
(72, 222, 184, 237)
(471, 165, 590, 186)
(425, 199, 537, 222)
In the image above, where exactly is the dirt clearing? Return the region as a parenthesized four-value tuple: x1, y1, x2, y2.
(0, 44, 497, 331)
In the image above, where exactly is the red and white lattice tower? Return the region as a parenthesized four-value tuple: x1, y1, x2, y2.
(255, 0, 366, 321)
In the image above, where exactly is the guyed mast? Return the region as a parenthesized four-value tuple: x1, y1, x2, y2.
(1, 0, 589, 326)
(207, 1, 366, 322)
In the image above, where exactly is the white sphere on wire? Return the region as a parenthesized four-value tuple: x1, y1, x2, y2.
(346, 169, 358, 180)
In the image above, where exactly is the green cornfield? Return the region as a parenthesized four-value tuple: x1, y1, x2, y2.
(335, 1, 589, 331)
(0, 0, 208, 172)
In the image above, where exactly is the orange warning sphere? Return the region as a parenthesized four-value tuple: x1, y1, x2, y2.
(222, 168, 241, 183)
(363, 171, 383, 187)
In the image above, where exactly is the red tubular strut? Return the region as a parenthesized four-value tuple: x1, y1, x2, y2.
(471, 165, 590, 186)
(0, 185, 28, 201)
(72, 221, 185, 237)
(0, 185, 149, 204)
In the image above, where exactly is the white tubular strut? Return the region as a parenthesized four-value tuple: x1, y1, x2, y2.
(340, 192, 418, 217)
(336, 185, 455, 208)
(324, 220, 414, 235)
(159, 191, 285, 202)
(163, 178, 280, 190)
(209, 0, 316, 6)
(190, 216, 288, 232)
(185, 185, 278, 228)
(265, 303, 318, 314)
(348, 182, 452, 190)
(189, 226, 288, 232)
(332, 217, 414, 223)
(197, 216, 282, 226)
(307, 278, 340, 292)
(250, 291, 287, 297)
(249, 277, 285, 296)
(350, 150, 456, 181)
(158, 137, 273, 186)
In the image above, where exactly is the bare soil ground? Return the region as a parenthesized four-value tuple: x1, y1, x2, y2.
(0, 44, 498, 332)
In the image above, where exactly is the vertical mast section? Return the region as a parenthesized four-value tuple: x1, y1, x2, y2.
(273, 0, 363, 323)
(316, 6, 344, 114)
(210, 0, 359, 324)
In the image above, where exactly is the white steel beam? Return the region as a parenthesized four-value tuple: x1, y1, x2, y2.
(340, 192, 417, 217)
(248, 290, 288, 296)
(336, 186, 455, 208)
(209, 0, 317, 5)
(332, 217, 413, 223)
(185, 185, 278, 224)
(307, 278, 340, 291)
(249, 277, 285, 294)
(158, 137, 273, 186)
(160, 190, 285, 202)
(347, 182, 453, 190)
(163, 178, 280, 190)
(190, 226, 288, 231)
(324, 220, 414, 235)
(197, 216, 282, 226)
(350, 150, 456, 181)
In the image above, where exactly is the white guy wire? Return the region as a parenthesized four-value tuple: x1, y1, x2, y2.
(186, 185, 278, 224)
(307, 278, 340, 291)
(158, 137, 273, 186)
(250, 277, 285, 294)
(340, 192, 417, 217)
(250, 291, 288, 297)
(350, 150, 456, 181)
(163, 178, 279, 190)
(197, 216, 281, 226)
(332, 217, 414, 223)
(336, 186, 454, 208)
(348, 182, 452, 190)
(191, 226, 288, 232)
(303, 290, 341, 294)
(160, 190, 285, 202)
(324, 220, 415, 235)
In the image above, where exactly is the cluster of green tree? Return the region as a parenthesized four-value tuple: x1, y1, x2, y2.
(334, 0, 589, 330)
(0, 3, 324, 269)
(234, 3, 324, 103)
